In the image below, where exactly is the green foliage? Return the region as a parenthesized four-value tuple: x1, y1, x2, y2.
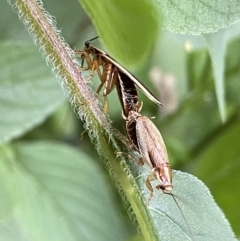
(79, 0, 160, 68)
(0, 42, 65, 143)
(1, 0, 240, 241)
(0, 142, 131, 241)
(155, 0, 240, 34)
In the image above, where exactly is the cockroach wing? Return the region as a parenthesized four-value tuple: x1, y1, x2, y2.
(135, 116, 169, 169)
(93, 49, 162, 108)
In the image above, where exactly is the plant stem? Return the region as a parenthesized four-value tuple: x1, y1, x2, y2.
(9, 0, 157, 241)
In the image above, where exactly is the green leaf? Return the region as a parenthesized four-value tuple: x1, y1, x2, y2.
(7, 1, 238, 240)
(156, 0, 240, 34)
(0, 141, 236, 241)
(203, 21, 240, 122)
(0, 145, 16, 220)
(42, 0, 88, 44)
(162, 33, 240, 158)
(203, 32, 226, 122)
(0, 182, 13, 219)
(133, 166, 237, 241)
(0, 215, 32, 241)
(193, 119, 240, 236)
(0, 42, 65, 143)
(0, 141, 131, 241)
(0, 1, 32, 41)
(78, 0, 160, 68)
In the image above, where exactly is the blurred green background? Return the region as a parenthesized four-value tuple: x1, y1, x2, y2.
(0, 0, 240, 240)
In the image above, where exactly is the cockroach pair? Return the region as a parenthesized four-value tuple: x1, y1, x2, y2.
(75, 38, 171, 197)
(76, 38, 194, 240)
(75, 37, 174, 201)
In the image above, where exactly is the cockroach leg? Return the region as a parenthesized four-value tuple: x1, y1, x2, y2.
(102, 65, 118, 112)
(144, 166, 173, 204)
(75, 50, 101, 81)
(115, 151, 144, 166)
(96, 82, 104, 94)
(103, 96, 109, 113)
(88, 59, 98, 80)
(75, 50, 92, 70)
(80, 130, 87, 140)
(145, 174, 155, 205)
(111, 126, 135, 148)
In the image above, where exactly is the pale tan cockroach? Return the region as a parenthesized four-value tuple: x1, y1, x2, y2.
(121, 110, 194, 240)
(124, 110, 172, 202)
(115, 78, 194, 239)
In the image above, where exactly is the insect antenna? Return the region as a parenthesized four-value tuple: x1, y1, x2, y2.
(85, 36, 99, 47)
(167, 192, 195, 241)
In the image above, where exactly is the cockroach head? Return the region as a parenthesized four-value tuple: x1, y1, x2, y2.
(154, 166, 173, 193)
(158, 184, 173, 193)
(85, 36, 99, 48)
(85, 41, 90, 48)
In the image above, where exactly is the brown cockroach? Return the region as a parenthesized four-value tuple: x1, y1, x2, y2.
(115, 71, 194, 240)
(75, 37, 162, 111)
(124, 110, 172, 202)
(119, 109, 194, 240)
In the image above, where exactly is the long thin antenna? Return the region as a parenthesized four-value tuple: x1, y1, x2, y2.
(85, 36, 99, 47)
(168, 193, 195, 241)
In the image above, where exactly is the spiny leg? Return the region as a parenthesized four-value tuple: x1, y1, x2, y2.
(103, 96, 109, 113)
(75, 50, 93, 71)
(112, 127, 137, 150)
(145, 174, 155, 205)
(102, 64, 118, 112)
(115, 151, 144, 166)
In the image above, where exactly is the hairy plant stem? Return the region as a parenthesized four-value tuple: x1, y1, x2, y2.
(9, 0, 157, 241)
